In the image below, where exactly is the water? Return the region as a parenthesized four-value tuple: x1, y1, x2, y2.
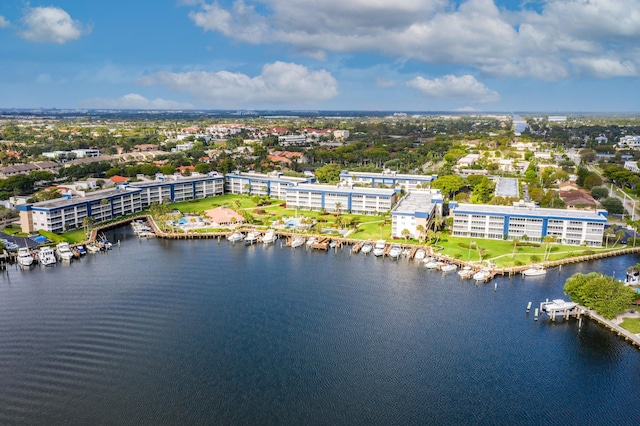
(1, 228, 640, 425)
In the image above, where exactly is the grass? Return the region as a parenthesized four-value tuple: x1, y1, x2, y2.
(619, 317, 640, 334)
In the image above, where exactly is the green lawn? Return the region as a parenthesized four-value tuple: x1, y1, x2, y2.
(619, 317, 640, 333)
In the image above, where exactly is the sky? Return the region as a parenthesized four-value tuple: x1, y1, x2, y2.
(1, 0, 639, 112)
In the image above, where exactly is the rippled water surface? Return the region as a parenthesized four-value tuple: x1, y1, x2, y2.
(1, 228, 640, 425)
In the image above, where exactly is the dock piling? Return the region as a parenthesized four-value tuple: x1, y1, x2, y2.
(526, 302, 532, 313)
(534, 308, 539, 321)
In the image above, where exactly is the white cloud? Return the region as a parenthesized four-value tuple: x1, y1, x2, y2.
(407, 75, 499, 103)
(0, 16, 10, 28)
(137, 62, 338, 107)
(20, 6, 91, 44)
(185, 0, 640, 80)
(570, 57, 637, 78)
(80, 94, 194, 110)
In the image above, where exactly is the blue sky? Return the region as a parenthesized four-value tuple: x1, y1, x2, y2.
(1, 0, 639, 112)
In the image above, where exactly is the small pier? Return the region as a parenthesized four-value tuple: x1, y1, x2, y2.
(539, 299, 583, 321)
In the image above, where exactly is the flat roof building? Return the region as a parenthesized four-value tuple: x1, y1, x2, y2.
(339, 170, 437, 192)
(494, 178, 519, 198)
(225, 171, 314, 199)
(285, 183, 398, 215)
(451, 201, 607, 246)
(391, 190, 443, 239)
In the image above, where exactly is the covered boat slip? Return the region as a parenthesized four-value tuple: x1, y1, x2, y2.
(539, 299, 582, 321)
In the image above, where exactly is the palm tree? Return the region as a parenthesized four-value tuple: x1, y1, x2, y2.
(614, 229, 626, 247)
(434, 231, 442, 245)
(511, 237, 519, 259)
(426, 230, 436, 244)
(603, 227, 614, 248)
(401, 228, 410, 241)
(335, 202, 342, 215)
(416, 224, 425, 242)
(433, 216, 444, 231)
(542, 235, 557, 261)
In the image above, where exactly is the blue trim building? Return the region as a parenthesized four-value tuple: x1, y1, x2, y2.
(451, 201, 608, 246)
(284, 184, 398, 215)
(391, 191, 444, 239)
(339, 171, 437, 191)
(224, 171, 315, 199)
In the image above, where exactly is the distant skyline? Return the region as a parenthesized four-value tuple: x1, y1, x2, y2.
(1, 0, 639, 112)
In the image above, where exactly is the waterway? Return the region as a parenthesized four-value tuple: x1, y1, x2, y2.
(1, 227, 640, 424)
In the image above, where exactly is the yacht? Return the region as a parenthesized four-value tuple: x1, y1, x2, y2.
(262, 229, 277, 245)
(55, 242, 74, 261)
(17, 247, 34, 267)
(414, 249, 426, 260)
(306, 237, 317, 248)
(290, 236, 305, 248)
(329, 240, 338, 249)
(227, 231, 245, 243)
(424, 259, 440, 269)
(86, 243, 100, 253)
(373, 240, 386, 257)
(244, 231, 260, 245)
(388, 245, 402, 259)
(458, 265, 473, 278)
(38, 247, 57, 266)
(473, 269, 491, 281)
(361, 242, 373, 254)
(522, 266, 546, 276)
(441, 263, 458, 273)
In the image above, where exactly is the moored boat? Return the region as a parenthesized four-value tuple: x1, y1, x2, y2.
(522, 266, 546, 276)
(17, 247, 34, 267)
(440, 263, 458, 272)
(388, 245, 402, 259)
(373, 240, 386, 257)
(38, 247, 57, 266)
(244, 231, 260, 245)
(55, 242, 74, 261)
(414, 249, 426, 260)
(227, 231, 244, 242)
(306, 237, 317, 248)
(290, 236, 305, 248)
(262, 229, 277, 245)
(361, 242, 373, 254)
(86, 243, 100, 253)
(473, 269, 491, 281)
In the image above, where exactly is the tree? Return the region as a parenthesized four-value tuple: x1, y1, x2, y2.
(416, 224, 425, 242)
(564, 272, 636, 319)
(511, 237, 519, 259)
(401, 228, 410, 240)
(600, 197, 624, 215)
(590, 186, 609, 200)
(432, 175, 464, 200)
(314, 164, 341, 183)
(603, 227, 614, 248)
(583, 173, 603, 190)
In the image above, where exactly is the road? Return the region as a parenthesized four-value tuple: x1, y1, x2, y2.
(587, 165, 639, 219)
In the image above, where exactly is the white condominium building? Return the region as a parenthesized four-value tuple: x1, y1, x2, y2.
(284, 184, 398, 215)
(224, 171, 314, 199)
(391, 191, 444, 239)
(451, 201, 607, 246)
(339, 170, 437, 192)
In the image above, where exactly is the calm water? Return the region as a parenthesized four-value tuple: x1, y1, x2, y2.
(1, 228, 640, 425)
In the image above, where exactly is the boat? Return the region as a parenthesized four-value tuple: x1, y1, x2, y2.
(540, 299, 578, 316)
(522, 266, 546, 276)
(227, 231, 245, 243)
(329, 240, 338, 249)
(458, 265, 473, 278)
(373, 240, 386, 257)
(244, 231, 260, 245)
(361, 242, 373, 254)
(290, 236, 305, 248)
(414, 249, 426, 260)
(17, 247, 34, 267)
(424, 259, 440, 269)
(86, 243, 100, 253)
(76, 246, 87, 256)
(401, 248, 410, 257)
(306, 237, 317, 248)
(440, 263, 458, 272)
(388, 245, 402, 259)
(38, 247, 57, 266)
(473, 269, 491, 281)
(262, 229, 277, 245)
(97, 233, 112, 250)
(55, 242, 74, 261)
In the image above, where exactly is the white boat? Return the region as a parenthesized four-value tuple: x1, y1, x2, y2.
(227, 231, 245, 243)
(424, 259, 440, 269)
(38, 247, 57, 266)
(373, 240, 386, 257)
(540, 299, 578, 315)
(55, 242, 74, 261)
(86, 243, 100, 253)
(291, 236, 305, 248)
(17, 247, 34, 267)
(414, 249, 426, 260)
(522, 266, 547, 276)
(262, 229, 277, 245)
(361, 242, 373, 254)
(388, 245, 402, 259)
(306, 237, 317, 247)
(329, 240, 338, 249)
(244, 231, 260, 245)
(473, 269, 491, 281)
(458, 265, 473, 277)
(441, 263, 458, 272)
